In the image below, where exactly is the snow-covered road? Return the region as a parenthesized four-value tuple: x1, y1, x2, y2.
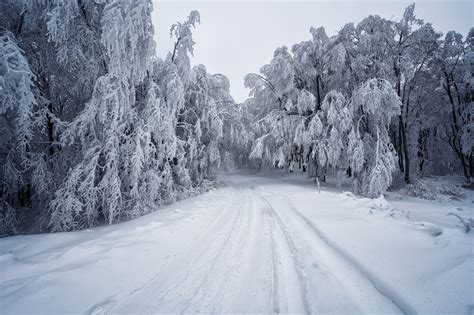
(1, 173, 473, 314)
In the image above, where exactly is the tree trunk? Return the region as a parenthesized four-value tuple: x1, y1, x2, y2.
(444, 72, 470, 182)
(47, 103, 55, 157)
(397, 116, 405, 173)
(394, 60, 407, 176)
(469, 153, 473, 184)
(403, 97, 410, 182)
(417, 129, 429, 176)
(315, 74, 321, 111)
(400, 119, 410, 182)
(15, 9, 27, 36)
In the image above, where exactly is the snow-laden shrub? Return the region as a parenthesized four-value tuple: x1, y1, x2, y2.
(447, 212, 473, 233)
(420, 222, 443, 237)
(0, 202, 17, 236)
(403, 179, 465, 201)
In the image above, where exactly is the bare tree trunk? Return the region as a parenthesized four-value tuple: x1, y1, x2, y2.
(47, 104, 55, 157)
(15, 8, 27, 36)
(400, 118, 410, 182)
(397, 117, 405, 172)
(469, 153, 473, 184)
(403, 98, 411, 182)
(444, 72, 470, 181)
(315, 74, 321, 111)
(394, 60, 407, 177)
(417, 129, 429, 175)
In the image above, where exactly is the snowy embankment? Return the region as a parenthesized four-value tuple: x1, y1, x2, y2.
(0, 172, 473, 314)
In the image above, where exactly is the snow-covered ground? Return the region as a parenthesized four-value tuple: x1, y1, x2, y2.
(1, 172, 473, 314)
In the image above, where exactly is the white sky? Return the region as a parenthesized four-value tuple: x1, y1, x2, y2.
(151, 0, 473, 103)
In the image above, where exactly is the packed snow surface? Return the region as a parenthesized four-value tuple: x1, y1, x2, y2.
(1, 172, 473, 314)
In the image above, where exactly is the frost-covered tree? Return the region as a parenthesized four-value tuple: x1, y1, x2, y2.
(49, 0, 156, 231)
(0, 0, 108, 234)
(245, 45, 314, 171)
(292, 27, 330, 110)
(154, 11, 246, 187)
(303, 80, 400, 197)
(315, 91, 352, 184)
(433, 29, 473, 184)
(2, 2, 472, 235)
(350, 79, 401, 197)
(391, 4, 440, 182)
(48, 6, 240, 231)
(244, 3, 471, 197)
(0, 31, 36, 233)
(182, 65, 224, 183)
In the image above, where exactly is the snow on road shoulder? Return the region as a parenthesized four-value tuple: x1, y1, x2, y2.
(386, 176, 474, 232)
(261, 177, 473, 314)
(0, 188, 232, 314)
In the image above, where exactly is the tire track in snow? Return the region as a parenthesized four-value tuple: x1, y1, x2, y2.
(289, 200, 416, 315)
(212, 187, 274, 313)
(210, 189, 255, 312)
(178, 188, 252, 313)
(89, 181, 410, 314)
(263, 190, 411, 314)
(96, 187, 242, 314)
(269, 213, 281, 314)
(151, 188, 245, 313)
(254, 186, 311, 314)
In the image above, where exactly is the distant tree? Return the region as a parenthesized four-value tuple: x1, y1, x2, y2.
(433, 29, 473, 184)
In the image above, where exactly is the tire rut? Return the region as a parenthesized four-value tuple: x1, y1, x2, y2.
(262, 190, 410, 314)
(99, 188, 242, 314)
(254, 186, 311, 314)
(289, 201, 415, 315)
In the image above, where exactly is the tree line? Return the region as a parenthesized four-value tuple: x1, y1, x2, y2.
(0, 1, 471, 235)
(0, 0, 249, 235)
(244, 4, 472, 196)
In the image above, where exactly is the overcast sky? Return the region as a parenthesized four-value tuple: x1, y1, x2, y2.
(151, 0, 473, 103)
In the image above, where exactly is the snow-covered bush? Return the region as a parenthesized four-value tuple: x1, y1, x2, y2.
(447, 212, 473, 233)
(403, 179, 466, 201)
(0, 202, 17, 236)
